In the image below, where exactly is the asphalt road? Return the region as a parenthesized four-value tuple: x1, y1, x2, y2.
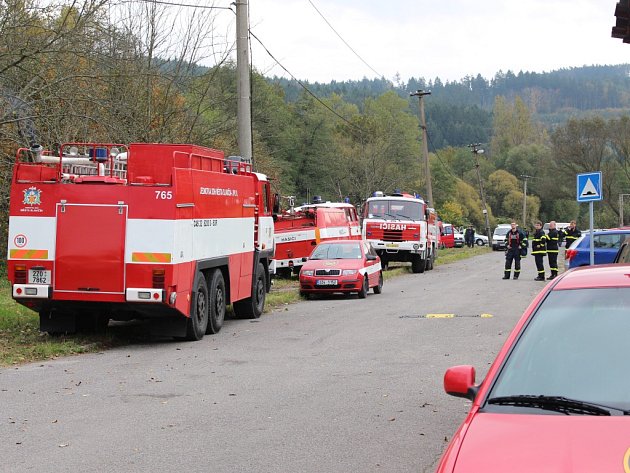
(1, 250, 547, 473)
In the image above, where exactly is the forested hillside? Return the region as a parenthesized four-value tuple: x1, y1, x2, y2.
(2, 0, 630, 264)
(273, 64, 630, 149)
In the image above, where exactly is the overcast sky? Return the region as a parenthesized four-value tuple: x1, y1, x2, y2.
(219, 0, 630, 84)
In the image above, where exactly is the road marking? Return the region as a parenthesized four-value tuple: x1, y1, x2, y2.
(400, 313, 495, 319)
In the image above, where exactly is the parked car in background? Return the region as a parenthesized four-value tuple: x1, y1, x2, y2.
(492, 224, 512, 250)
(473, 233, 488, 246)
(299, 240, 383, 299)
(543, 222, 570, 234)
(564, 228, 630, 269)
(440, 223, 456, 248)
(454, 231, 464, 248)
(436, 264, 630, 472)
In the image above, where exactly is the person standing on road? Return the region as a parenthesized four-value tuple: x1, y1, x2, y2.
(531, 221, 547, 281)
(503, 221, 528, 280)
(560, 220, 581, 249)
(543, 220, 560, 280)
(464, 225, 475, 248)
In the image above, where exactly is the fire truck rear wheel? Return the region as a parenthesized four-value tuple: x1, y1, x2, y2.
(186, 273, 209, 340)
(411, 255, 426, 273)
(358, 276, 369, 299)
(206, 270, 226, 335)
(373, 273, 383, 294)
(233, 263, 266, 319)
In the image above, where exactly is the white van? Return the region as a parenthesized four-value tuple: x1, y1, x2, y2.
(492, 224, 512, 251)
(543, 222, 570, 232)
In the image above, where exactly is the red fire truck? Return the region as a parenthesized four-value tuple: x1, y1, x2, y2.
(6, 143, 275, 340)
(361, 191, 439, 273)
(273, 201, 361, 276)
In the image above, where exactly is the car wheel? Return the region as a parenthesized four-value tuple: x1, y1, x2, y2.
(358, 276, 368, 299)
(476, 239, 484, 246)
(373, 272, 383, 294)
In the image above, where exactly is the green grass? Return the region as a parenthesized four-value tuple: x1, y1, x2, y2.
(0, 246, 487, 365)
(0, 280, 121, 366)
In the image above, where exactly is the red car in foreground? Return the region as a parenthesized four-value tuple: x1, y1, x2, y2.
(437, 264, 630, 473)
(299, 240, 383, 298)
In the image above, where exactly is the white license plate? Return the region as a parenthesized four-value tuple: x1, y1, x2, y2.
(316, 279, 338, 286)
(29, 269, 51, 284)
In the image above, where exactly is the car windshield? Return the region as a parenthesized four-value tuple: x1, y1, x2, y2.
(493, 227, 510, 237)
(366, 200, 423, 221)
(310, 243, 362, 260)
(486, 288, 630, 412)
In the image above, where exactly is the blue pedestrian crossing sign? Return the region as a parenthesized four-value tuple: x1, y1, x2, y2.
(577, 172, 602, 202)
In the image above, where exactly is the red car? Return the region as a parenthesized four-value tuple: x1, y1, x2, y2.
(299, 240, 383, 298)
(437, 264, 630, 473)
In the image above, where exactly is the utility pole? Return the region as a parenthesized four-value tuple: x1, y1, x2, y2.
(235, 0, 252, 162)
(411, 90, 433, 206)
(520, 174, 533, 227)
(469, 143, 491, 245)
(620, 193, 630, 226)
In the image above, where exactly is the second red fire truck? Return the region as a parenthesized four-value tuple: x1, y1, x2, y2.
(6, 142, 275, 340)
(273, 200, 361, 276)
(361, 191, 439, 273)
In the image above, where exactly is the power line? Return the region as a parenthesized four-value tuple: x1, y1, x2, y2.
(249, 29, 364, 137)
(125, 0, 235, 11)
(306, 0, 383, 79)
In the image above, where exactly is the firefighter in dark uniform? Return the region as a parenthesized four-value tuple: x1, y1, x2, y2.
(543, 220, 560, 279)
(560, 220, 581, 249)
(503, 221, 528, 280)
(531, 221, 547, 281)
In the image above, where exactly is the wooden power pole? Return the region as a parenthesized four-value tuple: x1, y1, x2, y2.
(411, 90, 433, 206)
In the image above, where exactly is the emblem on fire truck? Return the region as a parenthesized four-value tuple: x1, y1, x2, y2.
(22, 187, 42, 206)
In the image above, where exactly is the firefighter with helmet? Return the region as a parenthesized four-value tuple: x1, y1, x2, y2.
(531, 220, 547, 281)
(503, 221, 528, 280)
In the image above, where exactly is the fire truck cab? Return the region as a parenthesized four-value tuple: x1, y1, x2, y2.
(7, 142, 275, 340)
(361, 191, 438, 273)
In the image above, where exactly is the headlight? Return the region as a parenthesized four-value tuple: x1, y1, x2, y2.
(342, 270, 358, 276)
(301, 270, 314, 276)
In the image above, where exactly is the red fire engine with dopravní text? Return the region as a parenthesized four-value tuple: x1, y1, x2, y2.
(273, 198, 361, 277)
(361, 191, 439, 273)
(7, 142, 275, 340)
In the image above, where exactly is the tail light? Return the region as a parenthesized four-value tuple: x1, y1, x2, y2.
(152, 269, 165, 289)
(565, 249, 577, 261)
(14, 265, 27, 284)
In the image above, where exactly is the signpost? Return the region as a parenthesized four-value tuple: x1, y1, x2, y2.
(577, 172, 602, 265)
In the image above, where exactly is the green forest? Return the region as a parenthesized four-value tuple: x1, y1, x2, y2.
(3, 0, 630, 256)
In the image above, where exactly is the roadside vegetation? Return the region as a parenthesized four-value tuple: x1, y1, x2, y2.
(0, 246, 487, 366)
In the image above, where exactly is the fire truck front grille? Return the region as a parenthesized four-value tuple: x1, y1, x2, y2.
(315, 269, 341, 276)
(382, 230, 404, 242)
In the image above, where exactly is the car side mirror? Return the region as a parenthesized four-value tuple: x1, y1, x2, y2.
(444, 365, 478, 401)
(366, 254, 376, 261)
(301, 257, 308, 262)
